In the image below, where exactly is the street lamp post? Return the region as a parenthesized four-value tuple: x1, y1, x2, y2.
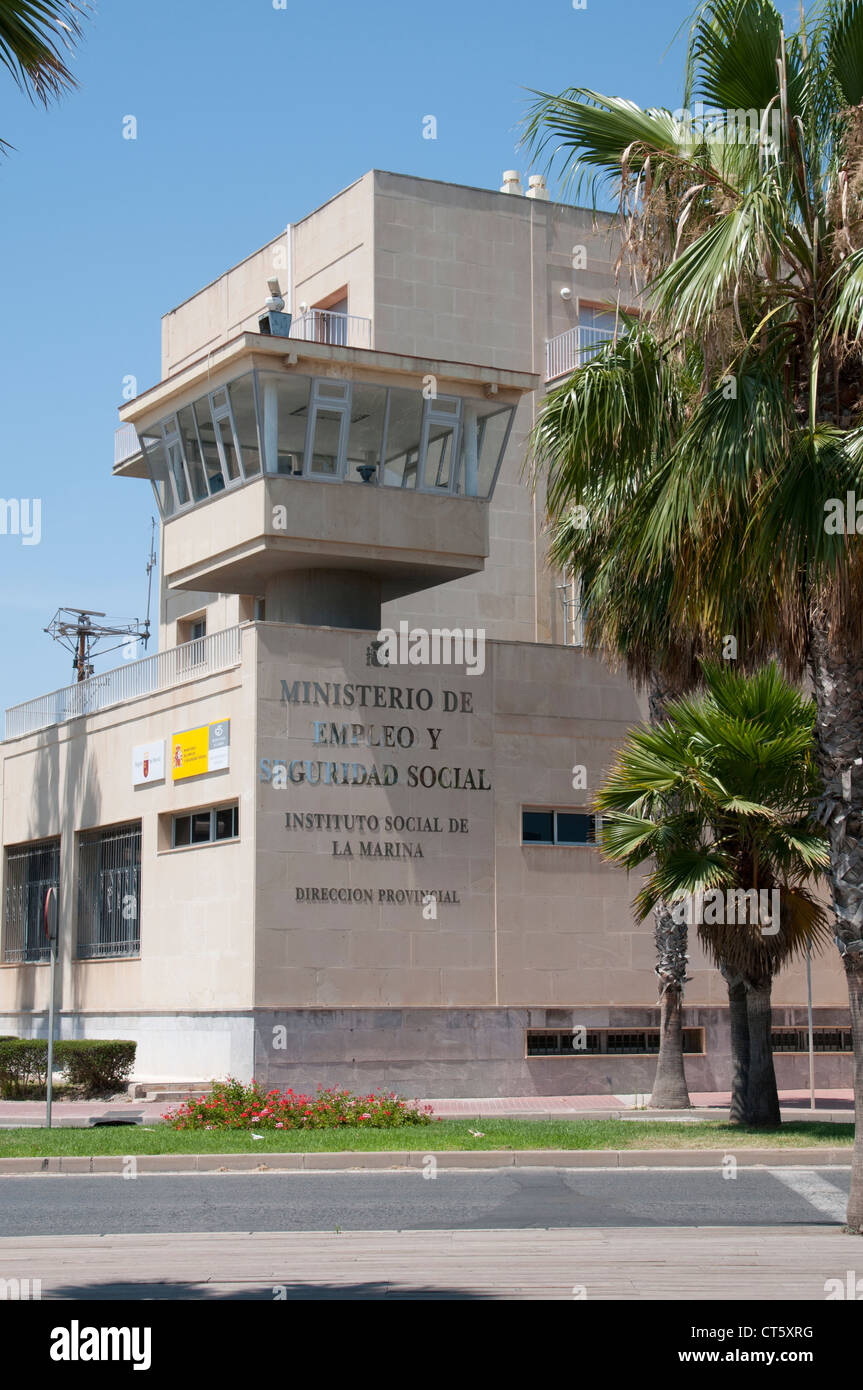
(43, 886, 58, 1129)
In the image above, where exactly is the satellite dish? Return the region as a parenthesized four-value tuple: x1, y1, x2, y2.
(43, 886, 58, 945)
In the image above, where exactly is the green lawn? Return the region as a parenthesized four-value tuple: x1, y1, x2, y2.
(0, 1118, 853, 1157)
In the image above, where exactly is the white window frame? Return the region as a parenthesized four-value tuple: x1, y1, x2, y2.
(303, 379, 352, 481)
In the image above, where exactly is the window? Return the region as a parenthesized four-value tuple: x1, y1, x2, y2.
(522, 809, 598, 845)
(171, 803, 238, 849)
(457, 402, 514, 499)
(305, 380, 351, 479)
(526, 1028, 705, 1057)
(421, 397, 461, 491)
(259, 373, 310, 475)
(772, 1028, 852, 1053)
(178, 615, 207, 672)
(77, 822, 141, 959)
(579, 305, 620, 363)
(3, 838, 60, 963)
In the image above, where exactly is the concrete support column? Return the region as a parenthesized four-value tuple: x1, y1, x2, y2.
(264, 569, 382, 630)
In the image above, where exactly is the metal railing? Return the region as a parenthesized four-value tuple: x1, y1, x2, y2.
(114, 422, 141, 465)
(289, 309, 372, 350)
(545, 324, 617, 381)
(4, 626, 242, 740)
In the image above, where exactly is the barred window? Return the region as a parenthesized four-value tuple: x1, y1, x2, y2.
(3, 839, 60, 963)
(76, 822, 141, 960)
(526, 1028, 705, 1057)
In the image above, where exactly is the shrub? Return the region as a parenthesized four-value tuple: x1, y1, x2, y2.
(57, 1041, 137, 1094)
(0, 1038, 136, 1098)
(0, 1039, 48, 1096)
(163, 1078, 436, 1130)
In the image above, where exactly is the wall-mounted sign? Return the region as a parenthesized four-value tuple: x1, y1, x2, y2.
(132, 740, 165, 786)
(171, 719, 230, 781)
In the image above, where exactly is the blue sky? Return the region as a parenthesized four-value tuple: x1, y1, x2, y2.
(0, 0, 788, 714)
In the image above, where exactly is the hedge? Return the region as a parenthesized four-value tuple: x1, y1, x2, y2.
(0, 1039, 137, 1097)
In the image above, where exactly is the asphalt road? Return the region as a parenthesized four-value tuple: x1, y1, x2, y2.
(0, 1166, 851, 1236)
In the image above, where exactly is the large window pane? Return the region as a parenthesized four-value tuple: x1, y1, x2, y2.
(259, 373, 310, 475)
(556, 812, 595, 845)
(461, 403, 513, 499)
(381, 387, 423, 489)
(345, 383, 387, 483)
(229, 376, 261, 478)
(144, 435, 178, 517)
(522, 811, 554, 844)
(194, 398, 226, 494)
(176, 406, 208, 501)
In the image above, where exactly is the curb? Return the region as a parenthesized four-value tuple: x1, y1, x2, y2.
(0, 1146, 852, 1175)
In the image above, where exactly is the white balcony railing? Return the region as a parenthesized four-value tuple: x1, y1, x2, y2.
(114, 421, 141, 466)
(4, 626, 242, 740)
(289, 309, 372, 350)
(545, 324, 617, 382)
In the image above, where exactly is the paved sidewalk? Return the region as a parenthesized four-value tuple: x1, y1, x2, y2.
(0, 1089, 855, 1127)
(0, 1225, 852, 1299)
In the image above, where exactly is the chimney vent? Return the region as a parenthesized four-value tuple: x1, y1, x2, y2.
(526, 175, 549, 201)
(500, 170, 522, 195)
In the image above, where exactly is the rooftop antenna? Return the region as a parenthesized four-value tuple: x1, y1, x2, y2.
(144, 516, 157, 642)
(44, 609, 151, 683)
(44, 523, 156, 682)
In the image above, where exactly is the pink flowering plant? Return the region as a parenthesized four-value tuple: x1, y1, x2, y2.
(162, 1077, 435, 1130)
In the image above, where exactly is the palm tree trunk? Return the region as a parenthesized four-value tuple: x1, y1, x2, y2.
(648, 903, 691, 1108)
(646, 674, 692, 1110)
(723, 970, 750, 1123)
(743, 975, 781, 1126)
(808, 624, 863, 1230)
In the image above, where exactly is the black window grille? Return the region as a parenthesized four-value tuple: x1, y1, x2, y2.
(771, 1028, 852, 1053)
(3, 839, 60, 963)
(526, 1028, 704, 1057)
(76, 822, 141, 960)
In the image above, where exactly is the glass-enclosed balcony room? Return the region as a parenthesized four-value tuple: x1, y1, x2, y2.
(116, 334, 538, 627)
(140, 368, 516, 520)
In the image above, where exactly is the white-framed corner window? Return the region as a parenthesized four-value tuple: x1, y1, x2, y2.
(419, 395, 462, 493)
(304, 379, 352, 480)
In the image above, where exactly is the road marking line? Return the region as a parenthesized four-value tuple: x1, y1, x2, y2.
(768, 1168, 847, 1220)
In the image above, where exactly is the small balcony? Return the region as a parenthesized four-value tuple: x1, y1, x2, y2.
(545, 323, 617, 382)
(289, 308, 372, 350)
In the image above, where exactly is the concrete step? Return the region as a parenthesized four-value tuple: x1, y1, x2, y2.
(128, 1082, 214, 1103)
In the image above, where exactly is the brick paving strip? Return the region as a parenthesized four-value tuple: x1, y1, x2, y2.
(0, 1089, 855, 1127)
(0, 1226, 852, 1299)
(0, 1148, 852, 1174)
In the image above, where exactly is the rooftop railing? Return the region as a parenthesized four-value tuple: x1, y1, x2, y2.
(289, 308, 372, 350)
(545, 324, 617, 382)
(4, 626, 242, 740)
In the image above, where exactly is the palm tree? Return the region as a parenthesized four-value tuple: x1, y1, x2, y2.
(524, 0, 863, 1231)
(0, 0, 90, 147)
(533, 323, 701, 1107)
(532, 320, 783, 1107)
(596, 663, 830, 1124)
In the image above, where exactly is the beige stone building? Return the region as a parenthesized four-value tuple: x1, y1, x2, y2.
(0, 170, 851, 1094)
